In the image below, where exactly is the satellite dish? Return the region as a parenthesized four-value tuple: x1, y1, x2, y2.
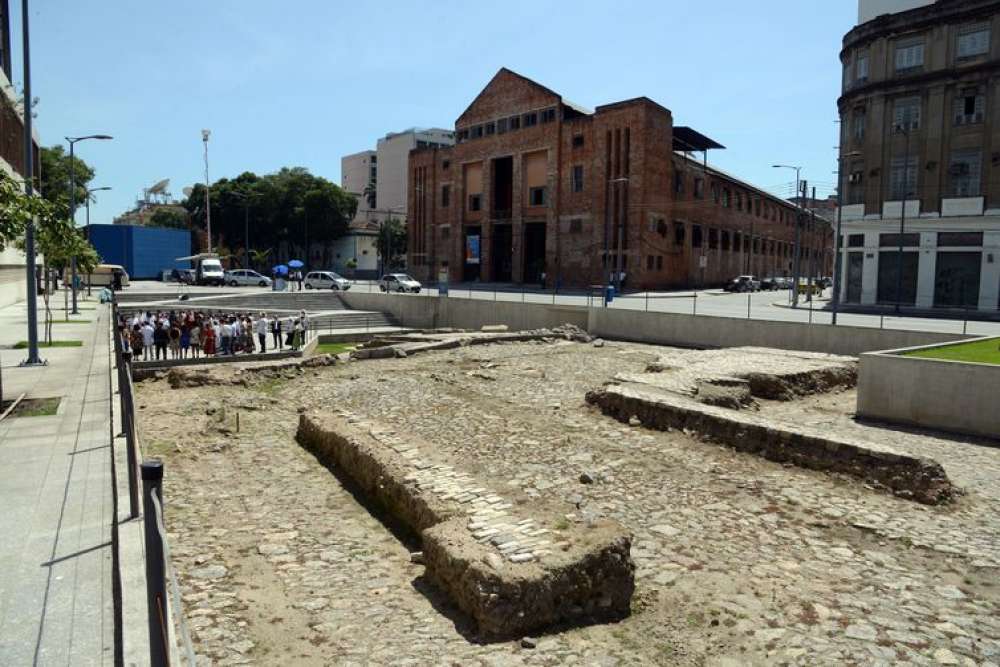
(182, 187, 193, 197)
(148, 178, 170, 194)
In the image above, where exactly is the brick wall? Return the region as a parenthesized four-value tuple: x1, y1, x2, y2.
(408, 69, 833, 288)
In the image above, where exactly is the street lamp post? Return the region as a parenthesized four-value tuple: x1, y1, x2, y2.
(84, 186, 111, 295)
(202, 130, 212, 253)
(20, 0, 42, 366)
(67, 134, 112, 314)
(831, 150, 862, 325)
(773, 164, 803, 305)
(894, 126, 912, 314)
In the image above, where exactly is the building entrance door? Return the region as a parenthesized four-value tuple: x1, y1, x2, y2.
(876, 250, 918, 306)
(492, 224, 512, 282)
(934, 251, 981, 309)
(846, 252, 863, 303)
(523, 222, 546, 284)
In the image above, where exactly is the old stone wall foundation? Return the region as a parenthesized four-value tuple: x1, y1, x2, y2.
(296, 412, 635, 638)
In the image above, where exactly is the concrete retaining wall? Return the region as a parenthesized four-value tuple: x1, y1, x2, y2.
(339, 292, 588, 332)
(857, 339, 1000, 440)
(587, 308, 974, 357)
(339, 293, 973, 356)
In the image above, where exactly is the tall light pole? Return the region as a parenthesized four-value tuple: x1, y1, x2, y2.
(67, 134, 113, 314)
(84, 186, 111, 296)
(20, 0, 42, 366)
(894, 125, 912, 314)
(202, 129, 212, 253)
(831, 150, 862, 325)
(773, 164, 803, 303)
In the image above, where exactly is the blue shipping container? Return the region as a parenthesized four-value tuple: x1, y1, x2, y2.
(86, 224, 191, 280)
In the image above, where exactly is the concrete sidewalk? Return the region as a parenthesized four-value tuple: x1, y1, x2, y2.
(0, 297, 115, 665)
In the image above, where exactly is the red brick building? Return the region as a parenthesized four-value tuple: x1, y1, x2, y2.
(407, 68, 831, 288)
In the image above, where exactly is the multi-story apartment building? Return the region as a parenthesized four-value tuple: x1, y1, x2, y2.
(341, 129, 453, 276)
(407, 68, 829, 288)
(0, 0, 42, 307)
(838, 0, 1000, 311)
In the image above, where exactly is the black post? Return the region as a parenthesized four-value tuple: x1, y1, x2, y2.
(142, 460, 169, 667)
(122, 351, 139, 519)
(792, 180, 806, 307)
(894, 129, 911, 314)
(20, 0, 42, 366)
(831, 154, 846, 325)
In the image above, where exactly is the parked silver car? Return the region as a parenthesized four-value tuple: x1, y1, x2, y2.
(225, 269, 272, 287)
(304, 271, 351, 290)
(378, 273, 422, 293)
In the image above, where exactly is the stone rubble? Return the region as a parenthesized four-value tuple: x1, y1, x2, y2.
(135, 337, 1000, 665)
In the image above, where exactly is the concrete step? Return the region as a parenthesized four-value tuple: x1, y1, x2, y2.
(309, 312, 399, 331)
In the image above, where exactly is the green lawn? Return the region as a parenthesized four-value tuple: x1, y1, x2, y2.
(12, 397, 61, 418)
(13, 340, 83, 349)
(904, 338, 1000, 365)
(316, 342, 356, 355)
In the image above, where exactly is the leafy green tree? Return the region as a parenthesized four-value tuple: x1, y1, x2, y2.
(183, 168, 355, 260)
(38, 145, 94, 210)
(148, 208, 188, 230)
(376, 217, 407, 271)
(5, 175, 99, 340)
(363, 179, 376, 209)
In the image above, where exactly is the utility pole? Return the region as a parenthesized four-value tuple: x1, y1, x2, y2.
(202, 130, 212, 253)
(792, 180, 806, 307)
(894, 127, 911, 314)
(20, 0, 42, 366)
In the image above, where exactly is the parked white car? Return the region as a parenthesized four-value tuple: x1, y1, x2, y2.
(378, 273, 422, 293)
(225, 269, 272, 287)
(304, 271, 351, 290)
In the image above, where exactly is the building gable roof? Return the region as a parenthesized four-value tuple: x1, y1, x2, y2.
(456, 68, 562, 126)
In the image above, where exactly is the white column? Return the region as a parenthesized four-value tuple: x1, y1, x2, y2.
(915, 232, 937, 308)
(860, 231, 879, 305)
(979, 231, 1000, 311)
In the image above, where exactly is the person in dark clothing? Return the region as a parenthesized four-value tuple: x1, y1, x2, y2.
(153, 322, 170, 360)
(271, 317, 283, 350)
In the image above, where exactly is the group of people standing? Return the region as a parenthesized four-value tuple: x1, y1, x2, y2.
(117, 309, 310, 361)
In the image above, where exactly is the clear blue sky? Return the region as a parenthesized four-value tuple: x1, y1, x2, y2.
(12, 0, 856, 225)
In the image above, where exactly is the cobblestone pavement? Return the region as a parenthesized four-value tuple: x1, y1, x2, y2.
(136, 339, 1000, 666)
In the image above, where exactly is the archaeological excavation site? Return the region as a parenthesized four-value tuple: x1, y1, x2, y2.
(134, 325, 1000, 665)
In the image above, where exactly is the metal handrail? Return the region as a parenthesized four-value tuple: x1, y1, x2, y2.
(149, 489, 197, 666)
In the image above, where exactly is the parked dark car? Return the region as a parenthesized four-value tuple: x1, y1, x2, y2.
(760, 276, 784, 291)
(723, 275, 760, 293)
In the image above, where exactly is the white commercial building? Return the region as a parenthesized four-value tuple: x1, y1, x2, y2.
(339, 128, 454, 276)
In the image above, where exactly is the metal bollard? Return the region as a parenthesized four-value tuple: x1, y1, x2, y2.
(142, 460, 169, 667)
(747, 292, 751, 319)
(693, 294, 697, 316)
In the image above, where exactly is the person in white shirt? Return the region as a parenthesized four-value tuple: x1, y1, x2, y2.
(141, 322, 155, 360)
(220, 321, 233, 355)
(256, 313, 269, 353)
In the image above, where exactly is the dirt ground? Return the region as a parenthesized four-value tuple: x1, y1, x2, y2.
(136, 339, 1000, 666)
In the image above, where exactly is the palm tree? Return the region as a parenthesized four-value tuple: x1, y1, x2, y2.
(248, 248, 272, 272)
(363, 179, 376, 209)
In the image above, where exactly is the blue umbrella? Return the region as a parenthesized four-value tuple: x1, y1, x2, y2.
(287, 259, 304, 269)
(273, 264, 289, 275)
